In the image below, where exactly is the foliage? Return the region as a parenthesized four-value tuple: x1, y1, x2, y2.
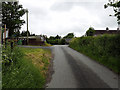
(2, 2, 26, 37)
(47, 39, 59, 45)
(86, 27, 95, 36)
(21, 30, 30, 36)
(2, 43, 23, 72)
(14, 30, 20, 37)
(21, 30, 36, 36)
(55, 35, 61, 39)
(47, 38, 66, 45)
(104, 0, 120, 24)
(30, 33, 36, 36)
(69, 34, 120, 73)
(47, 36, 60, 45)
(47, 33, 74, 45)
(59, 38, 66, 45)
(63, 33, 74, 38)
(2, 47, 52, 88)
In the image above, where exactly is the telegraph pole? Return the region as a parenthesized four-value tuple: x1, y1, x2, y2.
(26, 9, 29, 45)
(4, 24, 6, 41)
(118, 7, 120, 29)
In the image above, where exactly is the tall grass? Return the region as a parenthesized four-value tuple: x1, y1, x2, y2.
(2, 45, 52, 88)
(69, 34, 120, 73)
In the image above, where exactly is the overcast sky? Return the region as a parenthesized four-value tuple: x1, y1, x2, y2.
(19, 0, 118, 37)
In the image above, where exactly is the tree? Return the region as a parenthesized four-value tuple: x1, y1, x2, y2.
(14, 30, 20, 37)
(2, 2, 26, 37)
(104, 0, 120, 24)
(49, 36, 55, 40)
(86, 27, 95, 36)
(55, 35, 61, 39)
(21, 31, 30, 36)
(64, 33, 74, 38)
(30, 34, 35, 36)
(59, 38, 65, 45)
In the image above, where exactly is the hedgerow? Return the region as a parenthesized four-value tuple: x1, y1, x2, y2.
(69, 34, 120, 73)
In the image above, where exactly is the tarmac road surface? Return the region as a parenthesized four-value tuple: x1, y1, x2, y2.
(47, 45, 119, 88)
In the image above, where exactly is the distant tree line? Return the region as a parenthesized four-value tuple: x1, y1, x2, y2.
(46, 33, 74, 45)
(8, 30, 35, 37)
(21, 31, 35, 36)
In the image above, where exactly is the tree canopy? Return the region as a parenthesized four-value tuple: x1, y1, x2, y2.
(55, 35, 61, 39)
(2, 2, 26, 37)
(104, 0, 120, 24)
(46, 33, 73, 45)
(63, 33, 74, 38)
(21, 30, 30, 36)
(86, 27, 95, 36)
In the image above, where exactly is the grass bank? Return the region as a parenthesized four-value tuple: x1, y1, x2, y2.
(2, 46, 52, 88)
(69, 34, 120, 73)
(26, 42, 52, 47)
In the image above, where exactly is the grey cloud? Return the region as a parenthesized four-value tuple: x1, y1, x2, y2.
(30, 8, 48, 16)
(95, 18, 117, 29)
(50, 1, 118, 33)
(50, 2, 74, 11)
(50, 1, 106, 12)
(0, 0, 18, 2)
(20, 0, 118, 37)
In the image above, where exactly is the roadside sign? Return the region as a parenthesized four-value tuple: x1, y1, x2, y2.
(3, 30, 9, 39)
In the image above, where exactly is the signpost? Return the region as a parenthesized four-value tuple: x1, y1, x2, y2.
(3, 25, 9, 40)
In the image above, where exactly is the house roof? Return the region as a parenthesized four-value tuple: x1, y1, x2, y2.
(18, 35, 46, 41)
(94, 30, 120, 35)
(18, 36, 36, 39)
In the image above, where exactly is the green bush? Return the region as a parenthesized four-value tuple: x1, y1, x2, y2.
(69, 34, 120, 73)
(47, 39, 66, 45)
(2, 41, 23, 70)
(2, 45, 46, 88)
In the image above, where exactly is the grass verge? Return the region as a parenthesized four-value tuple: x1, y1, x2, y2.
(2, 46, 52, 88)
(26, 42, 52, 47)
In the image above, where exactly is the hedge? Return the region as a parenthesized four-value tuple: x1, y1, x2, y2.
(69, 34, 120, 73)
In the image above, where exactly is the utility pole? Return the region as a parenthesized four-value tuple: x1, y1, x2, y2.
(118, 7, 120, 29)
(0, 27, 1, 44)
(26, 9, 29, 45)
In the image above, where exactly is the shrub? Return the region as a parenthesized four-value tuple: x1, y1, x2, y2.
(69, 34, 120, 73)
(2, 46, 51, 88)
(2, 42, 23, 72)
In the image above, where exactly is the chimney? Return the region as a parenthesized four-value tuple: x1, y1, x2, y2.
(106, 27, 109, 31)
